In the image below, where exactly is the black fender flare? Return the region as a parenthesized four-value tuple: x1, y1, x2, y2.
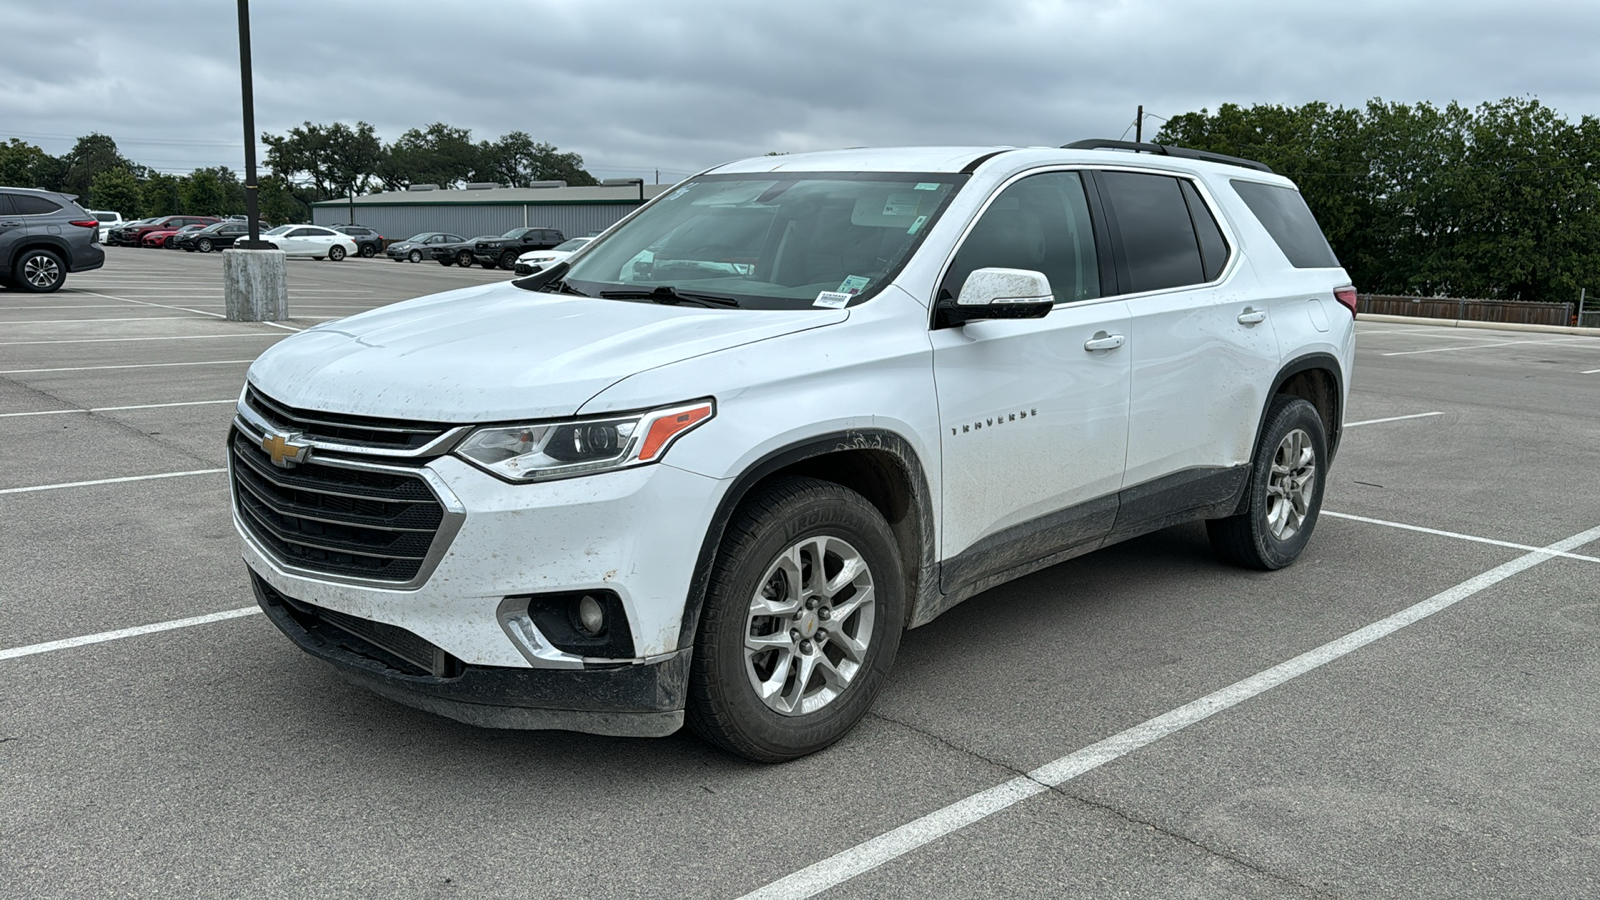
(8, 235, 74, 274)
(675, 428, 937, 651)
(1259, 351, 1346, 462)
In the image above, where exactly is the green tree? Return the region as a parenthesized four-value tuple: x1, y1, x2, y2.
(180, 166, 244, 216)
(0, 138, 56, 188)
(379, 123, 480, 189)
(262, 121, 383, 200)
(140, 173, 182, 217)
(89, 168, 143, 216)
(256, 174, 307, 225)
(59, 133, 139, 198)
(477, 131, 597, 186)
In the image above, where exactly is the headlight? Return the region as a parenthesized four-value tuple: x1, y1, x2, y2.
(454, 400, 714, 482)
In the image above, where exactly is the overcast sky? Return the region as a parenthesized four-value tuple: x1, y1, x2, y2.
(4, 0, 1599, 183)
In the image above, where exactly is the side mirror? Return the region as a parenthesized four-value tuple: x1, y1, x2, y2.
(939, 267, 1055, 327)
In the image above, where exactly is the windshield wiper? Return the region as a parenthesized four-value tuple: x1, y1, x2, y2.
(599, 286, 740, 308)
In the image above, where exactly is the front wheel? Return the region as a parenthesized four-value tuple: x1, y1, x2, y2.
(687, 476, 904, 762)
(329, 245, 346, 261)
(457, 250, 474, 267)
(1207, 395, 1328, 570)
(498, 251, 518, 270)
(408, 249, 422, 263)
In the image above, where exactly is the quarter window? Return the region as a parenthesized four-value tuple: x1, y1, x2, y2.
(1179, 180, 1230, 282)
(11, 194, 63, 215)
(941, 171, 1101, 305)
(1230, 180, 1340, 269)
(1098, 172, 1204, 293)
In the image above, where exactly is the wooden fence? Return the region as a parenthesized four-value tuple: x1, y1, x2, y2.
(1357, 294, 1573, 326)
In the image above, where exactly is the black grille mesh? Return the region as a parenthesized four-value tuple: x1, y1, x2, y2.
(231, 430, 443, 582)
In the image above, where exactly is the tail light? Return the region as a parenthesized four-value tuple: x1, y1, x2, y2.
(68, 219, 100, 228)
(1333, 286, 1359, 318)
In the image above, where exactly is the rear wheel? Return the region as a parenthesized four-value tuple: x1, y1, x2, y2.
(16, 249, 66, 293)
(687, 476, 904, 762)
(1207, 395, 1328, 570)
(359, 243, 377, 258)
(329, 245, 346, 261)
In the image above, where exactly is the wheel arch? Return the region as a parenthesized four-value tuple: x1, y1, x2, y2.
(8, 237, 73, 275)
(1263, 352, 1344, 462)
(677, 429, 937, 652)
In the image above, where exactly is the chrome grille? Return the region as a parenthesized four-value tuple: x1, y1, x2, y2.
(230, 430, 445, 582)
(244, 385, 454, 452)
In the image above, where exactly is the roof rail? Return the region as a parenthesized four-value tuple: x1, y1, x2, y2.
(1061, 139, 1273, 173)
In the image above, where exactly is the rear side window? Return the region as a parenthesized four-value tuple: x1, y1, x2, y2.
(1098, 172, 1204, 293)
(1230, 180, 1339, 268)
(11, 194, 63, 215)
(0, 194, 15, 216)
(1179, 181, 1230, 282)
(941, 171, 1101, 305)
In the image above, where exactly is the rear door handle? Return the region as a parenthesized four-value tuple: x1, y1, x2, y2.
(1237, 307, 1267, 325)
(1084, 332, 1126, 352)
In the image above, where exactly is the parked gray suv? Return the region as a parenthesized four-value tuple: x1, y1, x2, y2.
(0, 187, 106, 293)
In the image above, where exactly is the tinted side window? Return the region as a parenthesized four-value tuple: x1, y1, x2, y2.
(1099, 172, 1203, 293)
(1230, 180, 1339, 268)
(1179, 180, 1230, 282)
(0, 194, 15, 216)
(941, 171, 1101, 304)
(12, 195, 63, 215)
(287, 228, 317, 237)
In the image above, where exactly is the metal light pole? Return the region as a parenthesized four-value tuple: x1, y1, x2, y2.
(236, 0, 270, 249)
(224, 0, 288, 321)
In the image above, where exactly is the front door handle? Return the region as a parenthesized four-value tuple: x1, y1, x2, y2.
(1238, 307, 1267, 325)
(1084, 332, 1126, 352)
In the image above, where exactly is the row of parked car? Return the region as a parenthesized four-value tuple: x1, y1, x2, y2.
(383, 227, 591, 271)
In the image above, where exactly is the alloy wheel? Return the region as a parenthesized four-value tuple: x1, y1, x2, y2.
(743, 535, 876, 716)
(1265, 428, 1316, 541)
(23, 254, 61, 289)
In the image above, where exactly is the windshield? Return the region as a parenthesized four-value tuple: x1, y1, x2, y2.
(263, 225, 290, 236)
(502, 229, 525, 238)
(405, 233, 434, 242)
(561, 172, 965, 309)
(552, 238, 588, 252)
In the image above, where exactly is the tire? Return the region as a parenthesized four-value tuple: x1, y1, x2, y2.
(329, 245, 346, 261)
(687, 476, 905, 762)
(457, 250, 474, 267)
(360, 243, 377, 258)
(1207, 395, 1328, 570)
(15, 248, 66, 293)
(198, 238, 213, 253)
(498, 251, 518, 270)
(408, 249, 422, 263)
(438, 257, 453, 266)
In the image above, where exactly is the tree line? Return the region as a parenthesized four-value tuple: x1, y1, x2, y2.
(1156, 96, 1600, 303)
(0, 122, 598, 224)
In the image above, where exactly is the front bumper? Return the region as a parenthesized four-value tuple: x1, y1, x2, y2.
(385, 246, 417, 260)
(254, 575, 688, 736)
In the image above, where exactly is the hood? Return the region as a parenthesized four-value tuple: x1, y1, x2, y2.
(247, 282, 849, 422)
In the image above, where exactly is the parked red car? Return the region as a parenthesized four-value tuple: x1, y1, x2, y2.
(142, 224, 206, 248)
(118, 215, 219, 246)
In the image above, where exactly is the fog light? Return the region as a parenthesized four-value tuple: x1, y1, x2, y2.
(576, 594, 606, 636)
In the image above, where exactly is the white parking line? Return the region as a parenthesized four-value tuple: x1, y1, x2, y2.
(1383, 337, 1596, 357)
(0, 359, 254, 375)
(0, 315, 213, 325)
(0, 469, 225, 496)
(736, 521, 1600, 900)
(0, 607, 259, 662)
(1323, 511, 1600, 563)
(0, 334, 283, 346)
(1583, 368, 1600, 374)
(0, 400, 236, 420)
(1344, 411, 1444, 427)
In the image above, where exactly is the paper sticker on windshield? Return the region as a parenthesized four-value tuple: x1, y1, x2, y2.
(814, 291, 852, 309)
(914, 182, 940, 191)
(907, 214, 929, 235)
(837, 275, 871, 295)
(883, 194, 920, 217)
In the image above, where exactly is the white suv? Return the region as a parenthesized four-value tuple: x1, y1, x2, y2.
(231, 141, 1355, 761)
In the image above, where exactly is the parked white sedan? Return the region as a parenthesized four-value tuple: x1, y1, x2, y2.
(512, 236, 593, 275)
(261, 225, 359, 260)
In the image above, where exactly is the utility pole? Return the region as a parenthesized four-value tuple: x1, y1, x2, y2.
(1135, 105, 1143, 143)
(224, 0, 287, 322)
(236, 0, 268, 248)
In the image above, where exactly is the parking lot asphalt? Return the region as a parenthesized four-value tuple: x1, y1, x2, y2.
(3, 247, 1599, 898)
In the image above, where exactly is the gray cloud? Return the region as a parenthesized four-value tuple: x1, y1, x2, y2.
(3, 0, 1598, 180)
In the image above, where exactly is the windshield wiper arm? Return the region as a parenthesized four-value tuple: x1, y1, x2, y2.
(599, 286, 740, 308)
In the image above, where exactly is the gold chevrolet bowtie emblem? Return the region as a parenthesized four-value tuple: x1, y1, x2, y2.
(261, 431, 309, 468)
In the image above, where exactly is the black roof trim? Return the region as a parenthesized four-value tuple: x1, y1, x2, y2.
(960, 149, 1013, 174)
(1061, 139, 1273, 173)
